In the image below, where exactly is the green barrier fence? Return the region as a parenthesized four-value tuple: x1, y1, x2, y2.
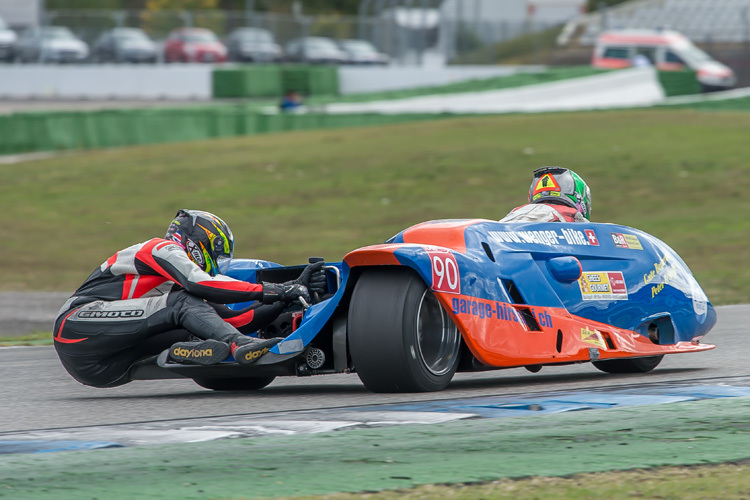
(3, 66, 733, 156)
(212, 65, 283, 98)
(280, 65, 339, 96)
(212, 65, 340, 99)
(0, 106, 451, 156)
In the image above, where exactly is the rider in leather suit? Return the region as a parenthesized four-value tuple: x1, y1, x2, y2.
(501, 166, 592, 223)
(53, 209, 324, 388)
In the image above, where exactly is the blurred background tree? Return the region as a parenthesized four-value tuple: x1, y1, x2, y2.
(140, 0, 221, 36)
(46, 0, 360, 14)
(145, 0, 219, 10)
(47, 0, 132, 7)
(586, 0, 629, 12)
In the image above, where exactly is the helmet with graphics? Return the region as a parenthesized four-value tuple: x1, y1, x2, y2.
(528, 166, 592, 220)
(165, 209, 234, 276)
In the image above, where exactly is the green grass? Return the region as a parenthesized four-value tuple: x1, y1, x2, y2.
(289, 462, 750, 499)
(662, 96, 750, 111)
(2, 109, 749, 304)
(0, 332, 51, 346)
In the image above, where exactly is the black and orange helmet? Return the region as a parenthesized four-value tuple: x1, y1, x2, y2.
(165, 209, 234, 276)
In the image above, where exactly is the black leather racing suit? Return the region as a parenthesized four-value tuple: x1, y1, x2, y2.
(53, 238, 283, 388)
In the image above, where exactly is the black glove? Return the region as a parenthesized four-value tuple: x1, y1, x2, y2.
(262, 282, 311, 305)
(294, 261, 327, 296)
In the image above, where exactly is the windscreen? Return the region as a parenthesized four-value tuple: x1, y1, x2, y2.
(342, 41, 376, 54)
(184, 31, 218, 43)
(114, 29, 149, 41)
(238, 29, 273, 42)
(306, 38, 339, 53)
(42, 27, 75, 40)
(676, 43, 713, 66)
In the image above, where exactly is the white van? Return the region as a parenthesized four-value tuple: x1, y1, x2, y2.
(592, 30, 736, 91)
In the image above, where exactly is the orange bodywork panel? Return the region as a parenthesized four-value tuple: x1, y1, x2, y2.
(435, 292, 714, 368)
(401, 219, 491, 254)
(343, 244, 402, 268)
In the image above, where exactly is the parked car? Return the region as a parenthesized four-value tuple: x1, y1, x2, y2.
(164, 27, 227, 63)
(592, 29, 736, 92)
(225, 27, 282, 62)
(92, 28, 157, 64)
(0, 16, 17, 63)
(337, 39, 389, 65)
(14, 26, 89, 64)
(284, 37, 347, 64)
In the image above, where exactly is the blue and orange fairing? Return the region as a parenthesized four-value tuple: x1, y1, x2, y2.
(342, 219, 715, 368)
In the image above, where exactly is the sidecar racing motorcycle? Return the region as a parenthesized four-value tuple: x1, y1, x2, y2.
(132, 219, 716, 392)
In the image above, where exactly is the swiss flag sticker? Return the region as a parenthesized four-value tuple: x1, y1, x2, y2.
(585, 229, 599, 246)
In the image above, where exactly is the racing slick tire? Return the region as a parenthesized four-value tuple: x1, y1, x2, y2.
(592, 355, 663, 374)
(348, 268, 461, 393)
(192, 376, 276, 391)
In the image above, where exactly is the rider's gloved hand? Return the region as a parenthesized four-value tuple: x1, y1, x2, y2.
(294, 261, 327, 296)
(262, 282, 311, 305)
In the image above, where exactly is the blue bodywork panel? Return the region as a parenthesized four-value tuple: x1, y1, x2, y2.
(221, 219, 715, 356)
(386, 220, 716, 342)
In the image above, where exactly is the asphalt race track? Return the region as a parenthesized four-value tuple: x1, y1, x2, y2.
(1, 304, 746, 436)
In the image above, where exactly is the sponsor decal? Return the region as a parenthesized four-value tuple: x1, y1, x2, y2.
(585, 229, 599, 246)
(580, 328, 606, 349)
(610, 232, 643, 250)
(643, 255, 678, 298)
(427, 249, 460, 294)
(173, 346, 214, 358)
(186, 239, 205, 266)
(244, 346, 270, 361)
(532, 191, 561, 201)
(450, 297, 554, 328)
(690, 279, 708, 324)
(78, 309, 145, 319)
(489, 228, 598, 247)
(578, 272, 628, 301)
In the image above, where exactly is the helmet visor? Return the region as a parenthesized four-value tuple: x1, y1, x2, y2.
(216, 255, 233, 275)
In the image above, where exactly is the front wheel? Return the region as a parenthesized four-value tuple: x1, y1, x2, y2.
(348, 268, 461, 393)
(592, 355, 663, 374)
(193, 376, 275, 391)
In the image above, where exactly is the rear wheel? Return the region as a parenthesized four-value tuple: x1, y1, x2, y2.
(348, 268, 461, 392)
(592, 355, 663, 374)
(193, 376, 275, 391)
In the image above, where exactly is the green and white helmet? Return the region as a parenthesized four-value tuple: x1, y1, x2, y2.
(528, 166, 592, 220)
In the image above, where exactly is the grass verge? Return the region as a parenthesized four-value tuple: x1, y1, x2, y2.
(2, 109, 749, 304)
(0, 332, 51, 346)
(288, 462, 750, 500)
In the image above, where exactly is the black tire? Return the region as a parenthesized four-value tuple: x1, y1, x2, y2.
(348, 268, 461, 393)
(193, 376, 275, 391)
(592, 355, 663, 374)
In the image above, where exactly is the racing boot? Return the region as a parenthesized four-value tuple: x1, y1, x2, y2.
(168, 339, 230, 365)
(230, 335, 283, 365)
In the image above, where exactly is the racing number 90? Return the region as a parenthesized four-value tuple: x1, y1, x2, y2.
(428, 251, 460, 294)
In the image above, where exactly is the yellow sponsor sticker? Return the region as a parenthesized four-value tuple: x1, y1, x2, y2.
(581, 328, 606, 349)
